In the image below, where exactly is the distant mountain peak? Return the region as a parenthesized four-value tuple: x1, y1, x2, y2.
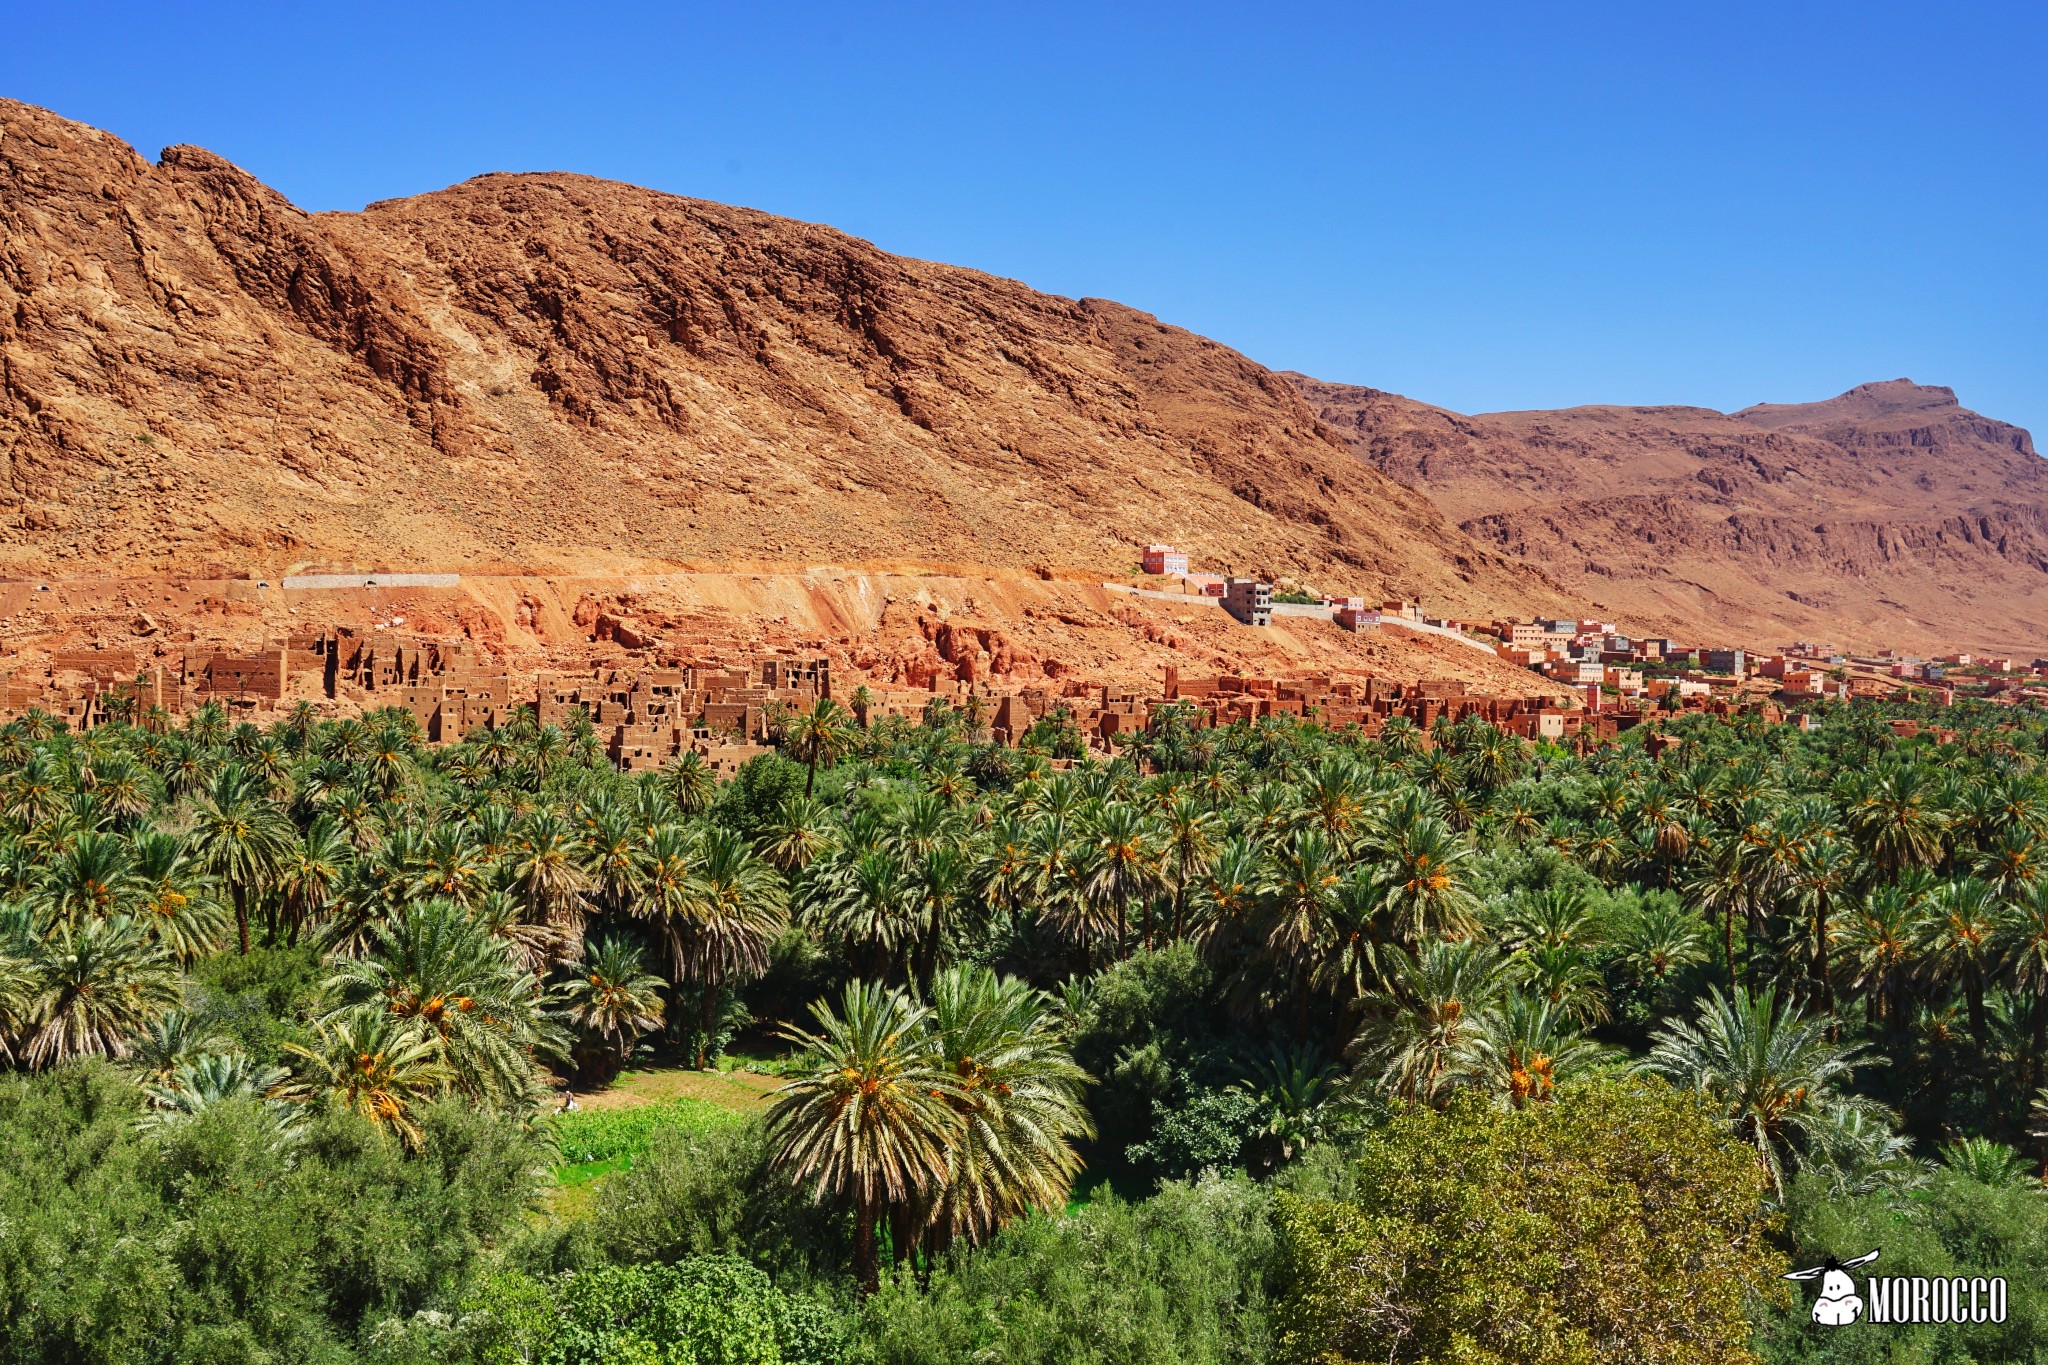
(1734, 378, 1965, 428)
(1291, 370, 2047, 652)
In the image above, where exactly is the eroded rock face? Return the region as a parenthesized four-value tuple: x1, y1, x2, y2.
(1291, 374, 2048, 652)
(0, 98, 1558, 626)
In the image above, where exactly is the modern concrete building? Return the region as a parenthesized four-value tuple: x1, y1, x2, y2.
(1222, 578, 1272, 626)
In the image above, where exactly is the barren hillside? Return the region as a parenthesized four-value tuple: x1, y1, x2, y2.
(1293, 374, 2048, 653)
(0, 99, 1561, 632)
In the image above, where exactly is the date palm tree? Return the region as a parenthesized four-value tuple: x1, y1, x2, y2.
(1788, 834, 1855, 1019)
(555, 936, 667, 1076)
(1999, 879, 2048, 1095)
(1940, 1135, 2032, 1188)
(1369, 810, 1479, 945)
(921, 966, 1092, 1252)
(786, 697, 854, 798)
(1296, 758, 1368, 847)
(1494, 886, 1606, 955)
(581, 804, 649, 917)
(407, 820, 486, 908)
(1839, 883, 1923, 1028)
(1080, 802, 1168, 954)
(4, 750, 70, 829)
(654, 750, 718, 815)
(507, 809, 594, 935)
(907, 843, 972, 986)
(1472, 991, 1616, 1108)
(1611, 894, 1708, 997)
(23, 914, 181, 1066)
(189, 765, 296, 953)
(971, 812, 1036, 927)
(675, 827, 788, 1066)
(1159, 794, 1221, 940)
(275, 816, 353, 942)
(1506, 943, 1611, 1025)
(815, 848, 916, 983)
(284, 1009, 449, 1149)
(1641, 985, 1884, 1195)
(1974, 827, 2044, 897)
(38, 830, 142, 928)
(1916, 878, 2003, 1050)
(1683, 837, 1752, 987)
(123, 1008, 231, 1081)
(1263, 828, 1345, 1038)
(1234, 1042, 1363, 1164)
(1845, 766, 1946, 881)
(88, 753, 160, 825)
(130, 830, 230, 963)
(325, 898, 561, 1108)
(633, 821, 702, 959)
(762, 794, 836, 873)
(768, 982, 965, 1293)
(141, 1054, 294, 1135)
(1351, 939, 1500, 1106)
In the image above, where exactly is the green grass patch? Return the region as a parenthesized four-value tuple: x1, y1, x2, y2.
(554, 1153, 635, 1187)
(551, 1095, 740, 1169)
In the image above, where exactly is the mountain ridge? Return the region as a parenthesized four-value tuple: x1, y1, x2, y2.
(1292, 372, 2047, 652)
(0, 98, 1562, 631)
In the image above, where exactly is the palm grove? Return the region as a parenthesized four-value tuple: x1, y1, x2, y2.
(3, 689, 2048, 1363)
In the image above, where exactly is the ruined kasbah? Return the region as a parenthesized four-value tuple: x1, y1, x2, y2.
(0, 622, 1660, 771)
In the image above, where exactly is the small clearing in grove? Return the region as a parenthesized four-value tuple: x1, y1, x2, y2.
(571, 1065, 782, 1113)
(542, 1065, 786, 1217)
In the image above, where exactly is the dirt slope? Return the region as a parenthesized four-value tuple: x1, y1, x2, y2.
(1293, 374, 2048, 653)
(0, 100, 1562, 634)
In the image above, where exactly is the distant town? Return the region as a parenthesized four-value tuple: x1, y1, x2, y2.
(0, 543, 2033, 766)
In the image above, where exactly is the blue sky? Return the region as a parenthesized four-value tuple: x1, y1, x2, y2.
(8, 2, 2044, 438)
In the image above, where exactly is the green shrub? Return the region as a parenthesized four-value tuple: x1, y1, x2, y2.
(186, 943, 325, 1064)
(849, 1172, 1275, 1365)
(586, 1117, 848, 1280)
(0, 1065, 548, 1364)
(450, 1257, 845, 1365)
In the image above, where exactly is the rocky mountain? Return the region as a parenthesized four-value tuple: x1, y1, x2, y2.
(0, 99, 1561, 626)
(1293, 374, 2048, 653)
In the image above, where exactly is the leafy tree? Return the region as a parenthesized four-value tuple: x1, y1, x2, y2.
(0, 1068, 546, 1361)
(1272, 1081, 1785, 1364)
